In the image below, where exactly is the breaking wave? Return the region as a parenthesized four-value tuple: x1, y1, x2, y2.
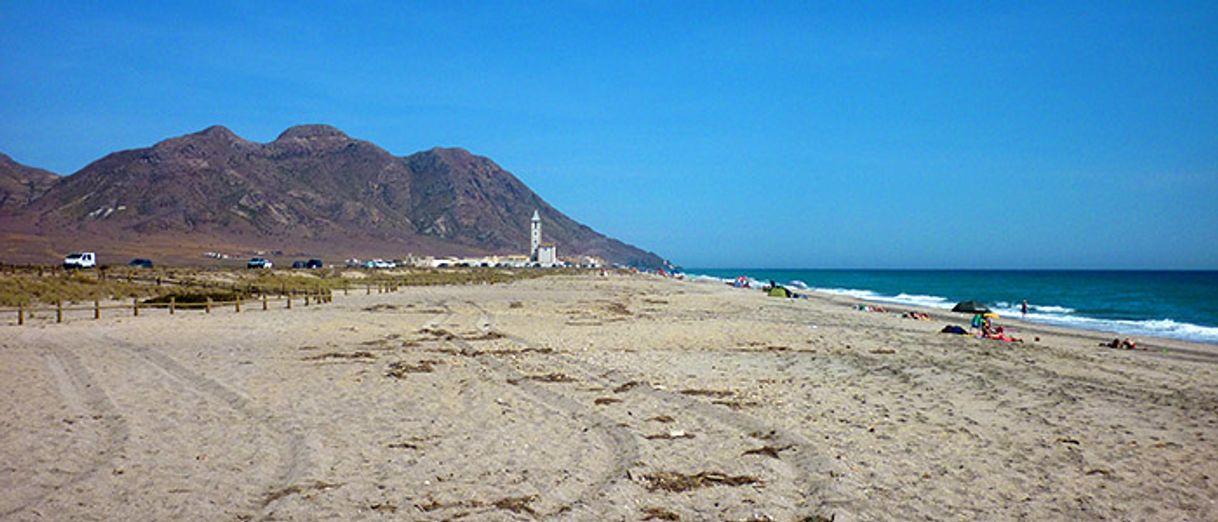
(686, 272, 1218, 344)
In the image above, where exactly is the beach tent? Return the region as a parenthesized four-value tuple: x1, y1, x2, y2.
(767, 286, 793, 298)
(951, 300, 991, 314)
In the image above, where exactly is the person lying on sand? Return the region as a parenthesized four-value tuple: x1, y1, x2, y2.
(984, 326, 1024, 343)
(1100, 338, 1138, 350)
(903, 311, 931, 320)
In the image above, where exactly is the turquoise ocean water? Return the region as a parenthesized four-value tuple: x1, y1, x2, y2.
(686, 269, 1218, 345)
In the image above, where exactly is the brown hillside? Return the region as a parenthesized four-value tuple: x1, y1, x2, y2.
(0, 125, 664, 267)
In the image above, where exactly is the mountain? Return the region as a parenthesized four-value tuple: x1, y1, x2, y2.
(0, 153, 58, 211)
(0, 125, 665, 267)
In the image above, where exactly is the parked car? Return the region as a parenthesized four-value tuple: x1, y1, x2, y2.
(247, 257, 273, 269)
(128, 258, 154, 269)
(63, 252, 97, 269)
(291, 260, 307, 269)
(363, 259, 395, 269)
(306, 259, 324, 269)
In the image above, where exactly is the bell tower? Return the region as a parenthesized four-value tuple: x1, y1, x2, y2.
(530, 210, 542, 261)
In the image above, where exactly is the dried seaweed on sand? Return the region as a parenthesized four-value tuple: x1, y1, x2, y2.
(301, 351, 375, 361)
(385, 360, 441, 378)
(643, 471, 759, 492)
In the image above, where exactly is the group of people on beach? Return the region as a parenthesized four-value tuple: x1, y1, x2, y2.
(1101, 338, 1139, 350)
(971, 313, 1024, 343)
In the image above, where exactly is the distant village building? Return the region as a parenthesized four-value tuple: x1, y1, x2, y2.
(536, 244, 557, 265)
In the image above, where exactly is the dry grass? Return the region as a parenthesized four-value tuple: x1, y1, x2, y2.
(0, 271, 159, 306)
(0, 265, 594, 307)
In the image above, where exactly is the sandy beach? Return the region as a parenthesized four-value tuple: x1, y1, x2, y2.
(2, 273, 1216, 521)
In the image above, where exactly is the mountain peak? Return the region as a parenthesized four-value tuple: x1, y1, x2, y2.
(195, 125, 239, 139)
(275, 124, 350, 142)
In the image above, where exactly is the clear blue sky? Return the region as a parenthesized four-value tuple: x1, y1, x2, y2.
(2, 1, 1215, 269)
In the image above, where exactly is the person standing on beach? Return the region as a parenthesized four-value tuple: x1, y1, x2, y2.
(1021, 299, 1028, 318)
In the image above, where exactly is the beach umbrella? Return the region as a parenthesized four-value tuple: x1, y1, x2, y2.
(951, 300, 991, 314)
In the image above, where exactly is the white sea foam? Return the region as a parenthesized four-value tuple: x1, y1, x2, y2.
(1020, 313, 1218, 344)
(890, 293, 953, 308)
(818, 286, 1218, 344)
(1032, 305, 1075, 314)
(989, 302, 1215, 343)
(686, 273, 732, 284)
(813, 287, 954, 309)
(813, 287, 882, 300)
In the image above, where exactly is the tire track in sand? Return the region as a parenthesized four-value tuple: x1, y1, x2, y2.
(424, 299, 640, 518)
(1, 346, 130, 519)
(96, 333, 314, 520)
(466, 300, 848, 518)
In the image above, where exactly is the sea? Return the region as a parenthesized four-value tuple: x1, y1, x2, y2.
(685, 269, 1218, 345)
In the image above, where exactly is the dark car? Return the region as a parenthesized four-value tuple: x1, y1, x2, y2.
(292, 260, 307, 269)
(247, 257, 272, 269)
(306, 259, 324, 269)
(128, 258, 154, 269)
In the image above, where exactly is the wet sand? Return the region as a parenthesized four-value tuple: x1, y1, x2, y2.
(2, 273, 1216, 520)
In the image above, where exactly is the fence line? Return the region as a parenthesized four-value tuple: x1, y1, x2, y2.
(0, 283, 416, 326)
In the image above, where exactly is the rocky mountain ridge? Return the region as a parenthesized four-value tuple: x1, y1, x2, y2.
(0, 125, 665, 267)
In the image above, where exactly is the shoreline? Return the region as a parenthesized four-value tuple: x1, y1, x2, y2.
(682, 274, 1218, 360)
(682, 271, 1218, 348)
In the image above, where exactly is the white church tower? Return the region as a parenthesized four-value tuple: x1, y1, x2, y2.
(529, 209, 557, 265)
(530, 210, 542, 260)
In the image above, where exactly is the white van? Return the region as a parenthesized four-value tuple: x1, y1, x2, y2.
(64, 252, 97, 269)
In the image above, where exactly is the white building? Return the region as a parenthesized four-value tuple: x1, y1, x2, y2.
(536, 244, 557, 265)
(529, 210, 558, 265)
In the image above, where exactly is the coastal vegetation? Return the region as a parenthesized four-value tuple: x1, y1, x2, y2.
(0, 265, 596, 307)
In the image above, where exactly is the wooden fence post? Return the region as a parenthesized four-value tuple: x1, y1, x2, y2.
(17, 303, 24, 326)
(304, 290, 310, 306)
(262, 294, 268, 311)
(56, 301, 62, 323)
(205, 297, 212, 314)
(235, 296, 241, 313)
(94, 299, 100, 320)
(133, 297, 139, 317)
(366, 284, 371, 295)
(170, 297, 175, 315)
(344, 282, 348, 296)
(286, 292, 292, 309)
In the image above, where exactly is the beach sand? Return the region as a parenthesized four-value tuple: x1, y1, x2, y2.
(2, 273, 1216, 520)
